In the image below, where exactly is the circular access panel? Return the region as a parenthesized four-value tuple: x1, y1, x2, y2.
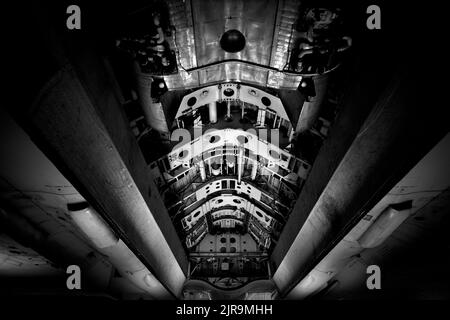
(236, 135, 249, 144)
(269, 149, 281, 160)
(220, 29, 246, 53)
(209, 135, 221, 143)
(187, 96, 197, 107)
(178, 149, 189, 159)
(223, 88, 235, 97)
(261, 96, 271, 106)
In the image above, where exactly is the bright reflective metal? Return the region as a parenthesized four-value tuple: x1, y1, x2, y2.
(192, 0, 277, 66)
(167, 0, 198, 69)
(270, 0, 300, 70)
(163, 0, 304, 89)
(162, 62, 302, 90)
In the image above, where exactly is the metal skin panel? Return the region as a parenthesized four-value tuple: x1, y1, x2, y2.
(270, 0, 299, 70)
(155, 0, 304, 89)
(161, 64, 302, 90)
(167, 0, 198, 69)
(192, 0, 278, 66)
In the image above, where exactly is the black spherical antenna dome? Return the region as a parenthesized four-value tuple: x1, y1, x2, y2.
(220, 29, 246, 53)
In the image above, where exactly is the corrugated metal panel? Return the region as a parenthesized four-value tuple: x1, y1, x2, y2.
(266, 70, 302, 89)
(163, 62, 302, 90)
(197, 62, 268, 85)
(270, 0, 299, 70)
(167, 0, 197, 69)
(164, 70, 200, 90)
